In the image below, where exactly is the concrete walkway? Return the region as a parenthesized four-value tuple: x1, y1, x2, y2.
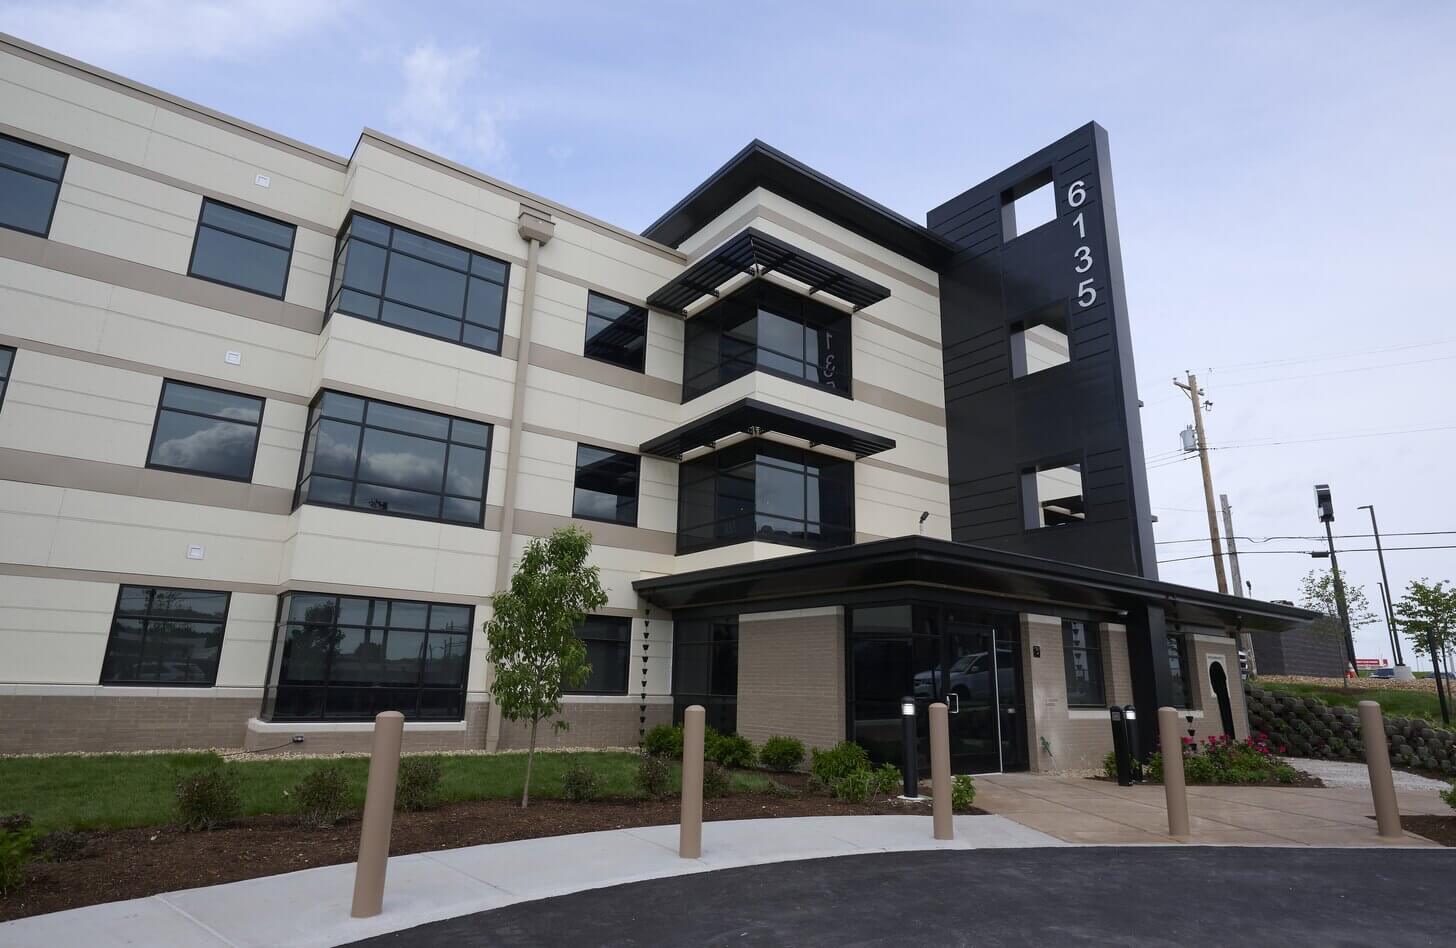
(976, 772, 1449, 845)
(0, 815, 1059, 948)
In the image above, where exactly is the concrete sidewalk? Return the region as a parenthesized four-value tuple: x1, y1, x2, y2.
(977, 773, 1449, 846)
(0, 815, 1060, 948)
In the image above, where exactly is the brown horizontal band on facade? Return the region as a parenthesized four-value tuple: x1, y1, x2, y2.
(0, 227, 325, 334)
(511, 508, 678, 557)
(856, 456, 951, 484)
(528, 341, 682, 403)
(0, 121, 338, 237)
(0, 447, 298, 515)
(1, 34, 350, 169)
(852, 380, 946, 428)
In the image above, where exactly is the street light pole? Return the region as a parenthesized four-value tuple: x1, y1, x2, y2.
(1358, 504, 1408, 673)
(1315, 485, 1357, 675)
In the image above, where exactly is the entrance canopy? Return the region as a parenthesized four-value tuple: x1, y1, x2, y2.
(633, 535, 1314, 633)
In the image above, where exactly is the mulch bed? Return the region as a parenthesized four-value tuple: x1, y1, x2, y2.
(1089, 772, 1325, 789)
(1, 787, 973, 922)
(1402, 815, 1456, 847)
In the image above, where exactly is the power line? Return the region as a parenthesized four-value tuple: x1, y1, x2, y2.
(1206, 337, 1456, 374)
(1157, 544, 1456, 564)
(1156, 530, 1456, 545)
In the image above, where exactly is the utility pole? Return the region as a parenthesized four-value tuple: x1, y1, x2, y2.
(1174, 372, 1228, 594)
(1220, 494, 1255, 675)
(1358, 504, 1408, 675)
(1314, 484, 1357, 675)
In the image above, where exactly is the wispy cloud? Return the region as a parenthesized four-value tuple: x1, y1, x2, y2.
(386, 42, 511, 175)
(0, 0, 348, 67)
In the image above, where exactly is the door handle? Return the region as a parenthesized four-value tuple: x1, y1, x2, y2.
(947, 692, 960, 714)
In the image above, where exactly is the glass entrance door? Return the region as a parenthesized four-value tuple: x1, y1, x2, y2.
(943, 614, 1001, 773)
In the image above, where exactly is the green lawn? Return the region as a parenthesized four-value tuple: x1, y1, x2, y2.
(1254, 679, 1447, 721)
(0, 751, 776, 833)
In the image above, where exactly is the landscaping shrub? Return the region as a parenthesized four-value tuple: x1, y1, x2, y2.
(810, 741, 870, 786)
(562, 762, 602, 802)
(635, 753, 672, 799)
(764, 780, 801, 799)
(35, 830, 90, 862)
(292, 764, 351, 828)
(1144, 734, 1298, 786)
(175, 767, 241, 832)
(871, 762, 903, 796)
(395, 757, 443, 812)
(0, 812, 32, 833)
(702, 762, 731, 799)
(831, 768, 874, 804)
(706, 731, 757, 769)
(1101, 752, 1118, 780)
(642, 723, 684, 759)
(759, 735, 806, 772)
(0, 826, 34, 896)
(951, 775, 977, 812)
(1441, 781, 1456, 811)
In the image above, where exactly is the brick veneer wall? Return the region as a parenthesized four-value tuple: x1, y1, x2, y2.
(735, 606, 845, 752)
(494, 699, 671, 751)
(1182, 633, 1249, 744)
(0, 692, 259, 754)
(1247, 627, 1346, 678)
(1020, 615, 1133, 772)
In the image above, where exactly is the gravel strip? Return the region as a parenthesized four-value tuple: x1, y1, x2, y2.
(1281, 756, 1452, 791)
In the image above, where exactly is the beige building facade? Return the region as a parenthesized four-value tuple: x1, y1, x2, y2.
(0, 34, 1306, 769)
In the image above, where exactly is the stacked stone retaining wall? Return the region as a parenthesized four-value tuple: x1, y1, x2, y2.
(1245, 684, 1456, 776)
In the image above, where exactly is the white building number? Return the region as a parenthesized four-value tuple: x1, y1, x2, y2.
(1067, 180, 1096, 308)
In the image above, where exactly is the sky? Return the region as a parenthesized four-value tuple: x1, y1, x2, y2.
(5, 0, 1454, 666)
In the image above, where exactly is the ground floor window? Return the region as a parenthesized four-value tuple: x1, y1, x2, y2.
(1062, 619, 1105, 707)
(1166, 631, 1192, 709)
(263, 593, 473, 721)
(672, 617, 738, 732)
(566, 615, 631, 694)
(101, 585, 229, 685)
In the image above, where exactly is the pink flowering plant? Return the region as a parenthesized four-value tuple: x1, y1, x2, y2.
(1144, 731, 1301, 786)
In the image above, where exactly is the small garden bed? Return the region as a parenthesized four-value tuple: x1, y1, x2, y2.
(1099, 734, 1324, 788)
(1402, 815, 1456, 847)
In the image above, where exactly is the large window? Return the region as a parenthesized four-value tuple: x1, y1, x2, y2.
(0, 132, 66, 237)
(567, 615, 631, 695)
(573, 444, 640, 526)
(327, 213, 510, 354)
(0, 347, 13, 411)
(682, 282, 851, 401)
(295, 391, 491, 526)
(673, 617, 738, 733)
(584, 292, 647, 372)
(676, 439, 854, 554)
(264, 593, 472, 721)
(1062, 619, 1105, 707)
(1167, 631, 1192, 709)
(101, 585, 229, 686)
(146, 380, 264, 481)
(187, 199, 295, 298)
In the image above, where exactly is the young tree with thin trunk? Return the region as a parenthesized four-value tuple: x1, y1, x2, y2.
(1394, 579, 1456, 725)
(485, 526, 607, 807)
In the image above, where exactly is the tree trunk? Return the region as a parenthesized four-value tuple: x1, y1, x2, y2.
(1432, 641, 1451, 726)
(522, 717, 538, 808)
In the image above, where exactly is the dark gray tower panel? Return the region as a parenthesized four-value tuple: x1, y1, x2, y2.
(929, 122, 1156, 578)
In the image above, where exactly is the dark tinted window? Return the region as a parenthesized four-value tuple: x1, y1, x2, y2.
(583, 292, 647, 372)
(187, 199, 295, 298)
(263, 593, 472, 720)
(676, 439, 854, 554)
(328, 213, 510, 354)
(1167, 632, 1192, 709)
(147, 380, 264, 481)
(682, 283, 851, 401)
(573, 444, 639, 526)
(566, 615, 631, 694)
(0, 347, 13, 411)
(1062, 619, 1105, 707)
(101, 585, 229, 685)
(672, 618, 737, 732)
(295, 390, 491, 526)
(0, 133, 66, 237)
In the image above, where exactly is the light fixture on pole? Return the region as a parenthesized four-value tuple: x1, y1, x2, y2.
(1314, 484, 1357, 673)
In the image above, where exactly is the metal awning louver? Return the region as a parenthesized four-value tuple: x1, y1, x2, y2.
(646, 227, 892, 315)
(640, 397, 896, 460)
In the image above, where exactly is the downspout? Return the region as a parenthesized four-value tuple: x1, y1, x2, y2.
(484, 205, 555, 753)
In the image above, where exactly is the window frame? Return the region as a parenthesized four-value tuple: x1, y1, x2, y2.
(99, 584, 231, 687)
(326, 210, 511, 356)
(675, 438, 856, 555)
(0, 345, 14, 414)
(292, 390, 493, 528)
(672, 616, 738, 732)
(260, 592, 475, 722)
(583, 291, 648, 373)
(1020, 455, 1088, 531)
(571, 443, 641, 527)
(144, 379, 266, 483)
(1061, 619, 1106, 708)
(565, 615, 632, 695)
(0, 131, 68, 238)
(1167, 630, 1193, 710)
(186, 197, 297, 300)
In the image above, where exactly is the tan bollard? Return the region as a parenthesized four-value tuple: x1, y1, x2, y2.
(679, 705, 705, 858)
(351, 711, 405, 918)
(1157, 707, 1190, 841)
(929, 701, 953, 840)
(1358, 700, 1402, 840)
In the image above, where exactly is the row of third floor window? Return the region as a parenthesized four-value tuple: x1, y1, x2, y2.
(0, 131, 856, 405)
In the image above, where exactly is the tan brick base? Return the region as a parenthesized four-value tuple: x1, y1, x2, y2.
(0, 692, 259, 754)
(735, 607, 845, 753)
(495, 700, 671, 751)
(1020, 616, 1133, 772)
